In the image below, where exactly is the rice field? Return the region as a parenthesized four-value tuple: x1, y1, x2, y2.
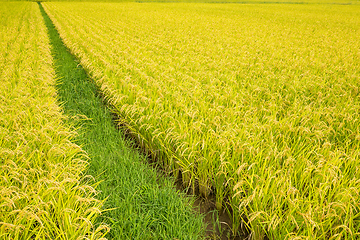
(42, 2, 360, 239)
(0, 2, 108, 239)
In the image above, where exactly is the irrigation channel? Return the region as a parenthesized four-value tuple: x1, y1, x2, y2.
(38, 3, 244, 239)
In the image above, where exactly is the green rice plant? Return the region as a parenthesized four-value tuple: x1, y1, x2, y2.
(38, 2, 206, 238)
(0, 2, 108, 239)
(43, 2, 360, 239)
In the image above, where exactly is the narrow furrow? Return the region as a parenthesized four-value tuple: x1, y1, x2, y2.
(38, 3, 206, 239)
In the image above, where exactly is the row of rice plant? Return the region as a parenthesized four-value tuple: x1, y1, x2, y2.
(0, 2, 108, 239)
(43, 2, 360, 239)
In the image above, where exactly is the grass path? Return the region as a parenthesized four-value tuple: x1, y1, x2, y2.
(38, 3, 206, 239)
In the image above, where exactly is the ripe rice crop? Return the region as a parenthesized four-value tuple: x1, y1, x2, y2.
(0, 2, 108, 239)
(43, 2, 360, 239)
